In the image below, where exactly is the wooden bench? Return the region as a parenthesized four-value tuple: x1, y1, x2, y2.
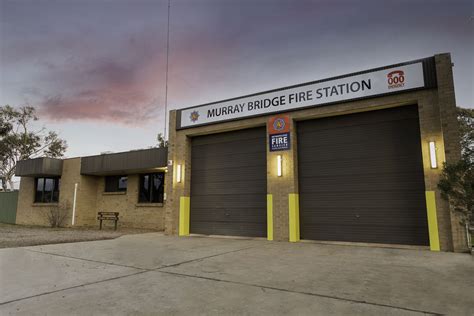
(97, 212, 119, 230)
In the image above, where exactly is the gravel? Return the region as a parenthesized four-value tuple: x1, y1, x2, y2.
(0, 223, 160, 248)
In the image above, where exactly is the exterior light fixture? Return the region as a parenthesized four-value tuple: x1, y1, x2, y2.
(277, 155, 282, 177)
(176, 164, 182, 183)
(429, 141, 437, 169)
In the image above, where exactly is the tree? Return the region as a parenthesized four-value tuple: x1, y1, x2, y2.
(0, 105, 67, 191)
(0, 111, 13, 190)
(438, 159, 473, 225)
(0, 111, 12, 136)
(0, 110, 12, 166)
(458, 107, 474, 162)
(156, 132, 168, 148)
(438, 107, 473, 243)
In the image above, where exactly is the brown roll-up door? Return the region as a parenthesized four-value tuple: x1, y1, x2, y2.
(297, 105, 429, 245)
(190, 127, 267, 237)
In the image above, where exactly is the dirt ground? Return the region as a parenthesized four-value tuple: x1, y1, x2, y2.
(0, 223, 160, 248)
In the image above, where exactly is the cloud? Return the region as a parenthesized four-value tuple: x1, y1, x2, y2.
(2, 0, 473, 127)
(40, 90, 160, 125)
(0, 0, 400, 124)
(26, 27, 168, 125)
(1, 0, 170, 125)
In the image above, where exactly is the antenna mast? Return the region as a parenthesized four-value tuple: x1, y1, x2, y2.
(163, 0, 171, 139)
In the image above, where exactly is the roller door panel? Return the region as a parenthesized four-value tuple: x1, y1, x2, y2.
(191, 152, 265, 171)
(190, 127, 267, 237)
(191, 194, 266, 209)
(297, 106, 429, 245)
(192, 166, 265, 183)
(193, 140, 265, 158)
(191, 179, 267, 195)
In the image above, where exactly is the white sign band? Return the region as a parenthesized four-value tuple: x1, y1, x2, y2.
(179, 62, 425, 128)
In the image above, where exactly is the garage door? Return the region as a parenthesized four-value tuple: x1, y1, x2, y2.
(298, 105, 429, 245)
(190, 127, 267, 237)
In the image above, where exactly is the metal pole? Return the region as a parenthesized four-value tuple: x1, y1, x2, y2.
(163, 0, 171, 140)
(71, 183, 78, 226)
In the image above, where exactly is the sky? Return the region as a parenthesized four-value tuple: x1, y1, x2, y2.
(1, 0, 473, 159)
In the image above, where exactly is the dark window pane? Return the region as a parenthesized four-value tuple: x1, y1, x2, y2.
(144, 175, 149, 191)
(151, 173, 164, 203)
(118, 176, 127, 190)
(43, 178, 54, 202)
(139, 173, 164, 203)
(44, 178, 53, 191)
(52, 190, 59, 202)
(139, 175, 150, 202)
(105, 176, 127, 192)
(105, 176, 115, 192)
(35, 178, 44, 202)
(35, 177, 60, 203)
(52, 178, 60, 202)
(37, 178, 44, 191)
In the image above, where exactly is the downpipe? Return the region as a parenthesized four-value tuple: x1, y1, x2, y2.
(466, 222, 473, 255)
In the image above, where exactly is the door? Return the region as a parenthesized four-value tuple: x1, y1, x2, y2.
(297, 105, 429, 245)
(190, 127, 267, 237)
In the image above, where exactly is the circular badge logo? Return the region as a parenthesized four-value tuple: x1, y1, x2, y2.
(190, 111, 200, 122)
(273, 118, 286, 131)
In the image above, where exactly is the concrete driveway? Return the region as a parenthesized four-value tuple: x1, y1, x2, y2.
(0, 233, 472, 315)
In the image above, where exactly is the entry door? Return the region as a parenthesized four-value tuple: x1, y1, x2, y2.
(297, 106, 429, 245)
(190, 127, 267, 237)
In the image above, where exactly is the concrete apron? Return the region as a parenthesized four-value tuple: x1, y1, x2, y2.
(0, 233, 473, 315)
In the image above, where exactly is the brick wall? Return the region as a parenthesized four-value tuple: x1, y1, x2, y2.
(16, 158, 165, 230)
(165, 53, 466, 251)
(16, 158, 87, 227)
(95, 174, 164, 230)
(16, 176, 51, 226)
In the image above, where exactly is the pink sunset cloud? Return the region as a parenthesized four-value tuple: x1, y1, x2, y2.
(1, 0, 472, 131)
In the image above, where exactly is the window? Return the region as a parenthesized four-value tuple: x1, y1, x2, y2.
(105, 176, 128, 192)
(139, 173, 164, 203)
(35, 177, 60, 203)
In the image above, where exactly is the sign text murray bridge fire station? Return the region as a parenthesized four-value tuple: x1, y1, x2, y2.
(179, 62, 425, 129)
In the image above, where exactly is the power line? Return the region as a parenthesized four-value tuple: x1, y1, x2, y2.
(163, 0, 171, 140)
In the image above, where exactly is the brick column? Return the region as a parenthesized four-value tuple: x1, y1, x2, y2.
(418, 94, 451, 251)
(435, 53, 468, 252)
(266, 115, 299, 241)
(165, 110, 192, 235)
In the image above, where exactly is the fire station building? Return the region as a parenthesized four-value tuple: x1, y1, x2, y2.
(15, 53, 468, 252)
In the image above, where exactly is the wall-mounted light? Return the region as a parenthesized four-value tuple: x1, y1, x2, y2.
(429, 141, 437, 169)
(176, 164, 182, 183)
(277, 155, 282, 177)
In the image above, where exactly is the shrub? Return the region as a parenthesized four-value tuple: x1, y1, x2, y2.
(44, 201, 70, 228)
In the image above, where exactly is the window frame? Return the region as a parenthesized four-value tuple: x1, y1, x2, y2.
(104, 175, 128, 193)
(138, 173, 165, 204)
(34, 177, 60, 203)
